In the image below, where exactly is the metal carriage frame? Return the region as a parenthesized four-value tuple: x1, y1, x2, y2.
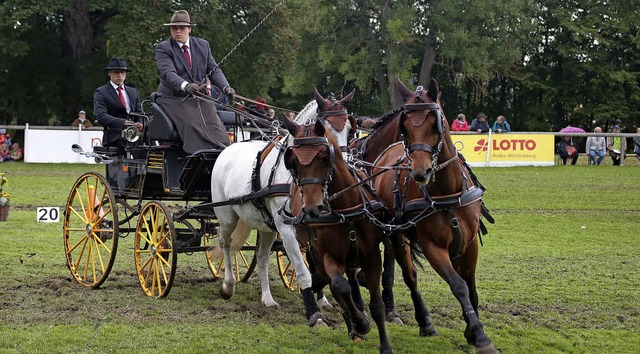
(63, 94, 305, 298)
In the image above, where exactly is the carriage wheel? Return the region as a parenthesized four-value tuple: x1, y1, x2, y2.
(277, 241, 308, 293)
(204, 230, 259, 283)
(134, 201, 177, 298)
(63, 172, 119, 288)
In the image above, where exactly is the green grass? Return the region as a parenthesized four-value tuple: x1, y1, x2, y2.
(0, 163, 639, 353)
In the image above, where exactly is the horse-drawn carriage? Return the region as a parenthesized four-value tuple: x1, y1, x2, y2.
(63, 82, 499, 354)
(63, 93, 302, 298)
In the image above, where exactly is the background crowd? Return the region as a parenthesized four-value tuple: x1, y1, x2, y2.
(0, 129, 23, 162)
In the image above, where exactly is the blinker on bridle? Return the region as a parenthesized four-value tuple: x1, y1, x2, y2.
(400, 87, 446, 174)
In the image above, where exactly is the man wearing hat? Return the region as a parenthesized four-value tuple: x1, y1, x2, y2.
(71, 110, 94, 128)
(155, 9, 234, 153)
(94, 57, 142, 148)
(606, 124, 627, 166)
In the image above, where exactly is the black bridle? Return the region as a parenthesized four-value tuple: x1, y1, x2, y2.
(284, 118, 337, 188)
(400, 87, 446, 176)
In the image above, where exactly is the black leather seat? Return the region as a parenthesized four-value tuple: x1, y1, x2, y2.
(219, 110, 243, 125)
(149, 92, 181, 143)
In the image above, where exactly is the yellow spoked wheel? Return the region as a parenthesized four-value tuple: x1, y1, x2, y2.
(134, 201, 177, 298)
(204, 229, 258, 283)
(277, 241, 308, 293)
(63, 172, 119, 288)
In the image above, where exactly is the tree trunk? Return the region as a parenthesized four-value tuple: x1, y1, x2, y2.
(418, 32, 438, 86)
(62, 0, 93, 82)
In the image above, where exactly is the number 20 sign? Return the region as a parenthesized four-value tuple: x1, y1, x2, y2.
(37, 207, 60, 223)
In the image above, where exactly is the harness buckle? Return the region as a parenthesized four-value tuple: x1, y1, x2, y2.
(348, 229, 356, 242)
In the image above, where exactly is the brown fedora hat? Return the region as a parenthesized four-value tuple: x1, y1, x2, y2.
(164, 10, 194, 26)
(104, 57, 131, 71)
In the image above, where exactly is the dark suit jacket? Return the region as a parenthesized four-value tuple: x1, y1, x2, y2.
(155, 36, 229, 97)
(94, 82, 142, 146)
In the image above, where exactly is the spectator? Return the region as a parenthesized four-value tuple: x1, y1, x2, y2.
(585, 126, 606, 165)
(633, 127, 640, 160)
(606, 125, 626, 166)
(451, 113, 469, 131)
(267, 108, 275, 120)
(71, 110, 94, 129)
(256, 97, 267, 112)
(558, 136, 578, 165)
(0, 129, 11, 146)
(470, 112, 490, 133)
(3, 143, 23, 162)
(0, 143, 9, 162)
(287, 111, 296, 120)
(492, 115, 511, 133)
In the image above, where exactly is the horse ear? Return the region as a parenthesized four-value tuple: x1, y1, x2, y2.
(348, 115, 358, 137)
(427, 78, 439, 102)
(283, 113, 300, 136)
(395, 78, 413, 100)
(339, 89, 356, 106)
(314, 119, 326, 137)
(314, 87, 329, 111)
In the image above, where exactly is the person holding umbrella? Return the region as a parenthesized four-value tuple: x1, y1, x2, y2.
(558, 136, 579, 165)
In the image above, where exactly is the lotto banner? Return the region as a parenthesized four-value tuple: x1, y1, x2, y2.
(451, 133, 555, 166)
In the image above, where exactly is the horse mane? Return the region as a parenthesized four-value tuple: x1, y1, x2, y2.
(295, 100, 319, 124)
(370, 107, 404, 130)
(322, 122, 344, 163)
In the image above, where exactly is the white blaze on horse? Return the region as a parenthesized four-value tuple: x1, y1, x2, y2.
(210, 89, 355, 326)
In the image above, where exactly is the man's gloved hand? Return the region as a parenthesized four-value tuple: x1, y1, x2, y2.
(224, 86, 235, 102)
(185, 82, 200, 95)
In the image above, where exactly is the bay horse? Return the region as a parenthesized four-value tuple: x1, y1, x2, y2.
(347, 79, 445, 335)
(371, 78, 498, 354)
(210, 89, 356, 327)
(282, 115, 393, 354)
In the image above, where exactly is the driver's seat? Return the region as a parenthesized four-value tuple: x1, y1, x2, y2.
(149, 92, 181, 144)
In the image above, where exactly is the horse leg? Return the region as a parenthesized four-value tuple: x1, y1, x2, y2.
(390, 233, 438, 336)
(308, 252, 333, 309)
(348, 268, 366, 313)
(360, 240, 393, 354)
(219, 218, 239, 300)
(456, 240, 487, 347)
(325, 255, 371, 339)
(278, 223, 328, 326)
(256, 230, 278, 308)
(381, 238, 402, 324)
(422, 243, 496, 354)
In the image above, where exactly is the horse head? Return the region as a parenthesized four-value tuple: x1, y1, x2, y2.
(313, 88, 357, 159)
(396, 78, 449, 184)
(284, 115, 338, 218)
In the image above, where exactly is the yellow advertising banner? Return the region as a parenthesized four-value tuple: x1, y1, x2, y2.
(451, 133, 555, 166)
(450, 134, 490, 164)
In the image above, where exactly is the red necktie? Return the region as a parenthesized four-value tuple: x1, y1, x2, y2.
(117, 87, 126, 108)
(182, 44, 192, 70)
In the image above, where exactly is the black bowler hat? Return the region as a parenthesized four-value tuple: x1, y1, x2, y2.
(104, 57, 131, 71)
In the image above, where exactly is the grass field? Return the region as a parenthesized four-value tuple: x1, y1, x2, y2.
(0, 162, 638, 353)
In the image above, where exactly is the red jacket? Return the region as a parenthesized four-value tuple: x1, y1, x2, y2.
(451, 119, 469, 131)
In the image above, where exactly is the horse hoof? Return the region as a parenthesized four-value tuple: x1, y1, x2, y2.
(263, 300, 280, 309)
(317, 296, 334, 310)
(220, 283, 234, 300)
(419, 324, 439, 337)
(354, 318, 371, 335)
(349, 331, 366, 343)
(308, 312, 329, 327)
(386, 312, 404, 325)
(476, 343, 499, 354)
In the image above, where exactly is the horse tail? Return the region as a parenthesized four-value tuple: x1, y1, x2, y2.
(229, 219, 252, 251)
(409, 238, 426, 271)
